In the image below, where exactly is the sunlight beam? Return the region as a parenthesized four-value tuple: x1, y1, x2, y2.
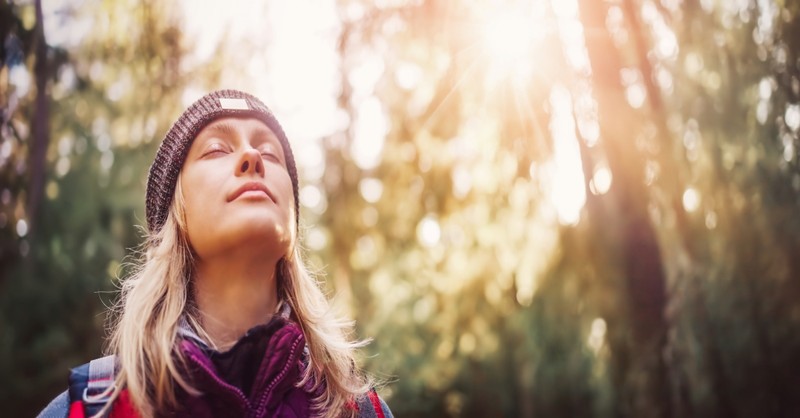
(548, 85, 587, 225)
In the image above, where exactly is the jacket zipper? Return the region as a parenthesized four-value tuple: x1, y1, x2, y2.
(186, 350, 250, 410)
(252, 332, 305, 416)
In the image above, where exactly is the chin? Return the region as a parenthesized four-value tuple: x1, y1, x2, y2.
(235, 216, 292, 246)
(190, 216, 292, 259)
(244, 224, 290, 244)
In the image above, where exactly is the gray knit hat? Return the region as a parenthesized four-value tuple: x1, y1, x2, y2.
(145, 89, 299, 234)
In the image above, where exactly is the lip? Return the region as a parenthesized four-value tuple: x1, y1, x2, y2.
(228, 181, 275, 203)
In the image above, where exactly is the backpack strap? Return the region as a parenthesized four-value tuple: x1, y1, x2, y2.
(355, 388, 392, 418)
(68, 355, 117, 418)
(367, 389, 387, 418)
(85, 355, 117, 416)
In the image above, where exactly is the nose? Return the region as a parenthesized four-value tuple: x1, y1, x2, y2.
(236, 148, 263, 176)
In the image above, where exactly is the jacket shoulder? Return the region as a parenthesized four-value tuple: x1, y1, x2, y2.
(37, 390, 70, 418)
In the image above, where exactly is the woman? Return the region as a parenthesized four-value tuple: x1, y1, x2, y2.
(39, 90, 392, 418)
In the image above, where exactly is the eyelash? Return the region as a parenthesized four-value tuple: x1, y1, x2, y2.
(202, 145, 227, 157)
(260, 150, 280, 161)
(202, 148, 280, 163)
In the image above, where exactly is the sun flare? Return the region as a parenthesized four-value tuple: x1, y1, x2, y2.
(482, 12, 535, 64)
(480, 6, 544, 82)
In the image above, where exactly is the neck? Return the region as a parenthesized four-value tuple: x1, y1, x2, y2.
(193, 252, 281, 350)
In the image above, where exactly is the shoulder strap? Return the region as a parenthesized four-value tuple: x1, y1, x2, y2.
(367, 389, 386, 418)
(68, 355, 117, 418)
(356, 388, 390, 418)
(85, 355, 117, 416)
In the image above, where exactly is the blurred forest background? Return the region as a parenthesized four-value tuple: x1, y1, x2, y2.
(2, 0, 800, 417)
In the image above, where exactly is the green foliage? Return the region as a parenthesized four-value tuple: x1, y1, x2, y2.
(2, 0, 799, 417)
(0, 1, 201, 415)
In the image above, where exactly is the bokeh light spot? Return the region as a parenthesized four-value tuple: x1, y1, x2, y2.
(416, 215, 441, 247)
(16, 219, 28, 237)
(682, 187, 701, 212)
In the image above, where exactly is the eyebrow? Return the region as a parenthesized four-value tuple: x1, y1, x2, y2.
(203, 122, 277, 142)
(204, 122, 237, 137)
(251, 128, 279, 145)
(200, 120, 282, 154)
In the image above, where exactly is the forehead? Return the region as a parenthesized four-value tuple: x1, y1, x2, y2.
(195, 116, 277, 140)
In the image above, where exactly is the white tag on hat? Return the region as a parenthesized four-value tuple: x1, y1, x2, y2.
(219, 98, 249, 110)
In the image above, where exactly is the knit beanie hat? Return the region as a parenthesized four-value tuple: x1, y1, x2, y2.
(145, 89, 299, 235)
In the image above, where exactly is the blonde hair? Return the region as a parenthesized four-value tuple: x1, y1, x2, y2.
(104, 180, 369, 418)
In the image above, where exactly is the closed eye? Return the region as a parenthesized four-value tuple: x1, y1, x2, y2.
(260, 151, 281, 161)
(201, 144, 228, 157)
(259, 146, 283, 163)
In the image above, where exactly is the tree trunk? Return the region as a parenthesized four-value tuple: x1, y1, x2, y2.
(577, 1, 672, 417)
(27, 0, 50, 239)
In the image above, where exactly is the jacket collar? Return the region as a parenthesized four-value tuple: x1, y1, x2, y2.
(176, 301, 312, 416)
(177, 300, 292, 351)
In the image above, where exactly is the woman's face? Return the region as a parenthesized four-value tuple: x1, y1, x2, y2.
(180, 116, 295, 260)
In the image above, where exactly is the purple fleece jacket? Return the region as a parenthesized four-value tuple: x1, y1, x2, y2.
(169, 310, 392, 418)
(173, 316, 316, 417)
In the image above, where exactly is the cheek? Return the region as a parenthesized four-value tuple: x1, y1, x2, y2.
(280, 179, 296, 222)
(180, 173, 214, 242)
